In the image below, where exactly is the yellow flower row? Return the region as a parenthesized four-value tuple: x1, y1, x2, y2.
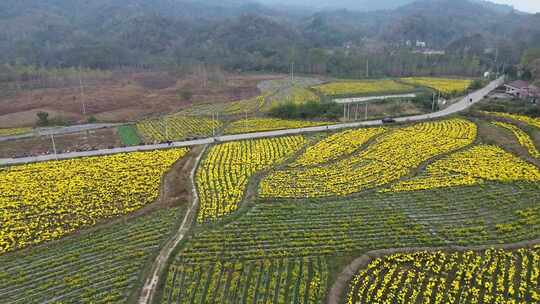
(136, 115, 221, 142)
(0, 149, 187, 254)
(259, 119, 476, 198)
(219, 95, 267, 115)
(401, 77, 472, 95)
(291, 127, 386, 167)
(265, 86, 321, 111)
(223, 118, 329, 135)
(493, 121, 540, 158)
(196, 136, 305, 222)
(289, 86, 320, 104)
(484, 111, 540, 129)
(313, 79, 413, 96)
(179, 94, 267, 116)
(347, 248, 540, 304)
(387, 145, 540, 192)
(163, 256, 328, 304)
(0, 127, 32, 137)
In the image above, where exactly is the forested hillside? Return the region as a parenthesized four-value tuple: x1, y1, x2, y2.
(0, 0, 539, 77)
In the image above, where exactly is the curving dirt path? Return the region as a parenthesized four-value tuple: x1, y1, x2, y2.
(138, 145, 207, 304)
(327, 238, 540, 304)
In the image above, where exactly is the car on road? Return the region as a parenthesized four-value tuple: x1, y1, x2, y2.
(382, 117, 396, 124)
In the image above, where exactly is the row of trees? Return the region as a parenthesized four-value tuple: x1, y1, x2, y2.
(520, 48, 540, 86)
(1, 8, 536, 78)
(1, 0, 539, 80)
(0, 64, 112, 93)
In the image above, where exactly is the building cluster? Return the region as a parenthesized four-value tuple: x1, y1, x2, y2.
(504, 80, 540, 103)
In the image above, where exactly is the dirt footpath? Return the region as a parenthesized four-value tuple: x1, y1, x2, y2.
(137, 144, 206, 304)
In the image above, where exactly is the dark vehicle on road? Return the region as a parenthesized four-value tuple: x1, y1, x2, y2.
(382, 117, 396, 124)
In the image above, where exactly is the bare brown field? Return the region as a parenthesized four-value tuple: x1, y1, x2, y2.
(0, 71, 282, 128)
(0, 128, 121, 158)
(0, 109, 79, 128)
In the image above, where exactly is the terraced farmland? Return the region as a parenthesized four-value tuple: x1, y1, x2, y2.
(291, 127, 386, 167)
(178, 95, 266, 116)
(163, 182, 540, 302)
(313, 79, 414, 97)
(162, 257, 328, 304)
(4, 106, 540, 304)
(484, 111, 540, 129)
(401, 77, 472, 95)
(178, 182, 540, 260)
(158, 115, 540, 304)
(492, 121, 540, 158)
(0, 149, 187, 254)
(346, 247, 540, 304)
(196, 136, 306, 222)
(266, 86, 321, 110)
(387, 145, 540, 192)
(260, 119, 476, 198)
(0, 208, 184, 304)
(223, 118, 329, 135)
(136, 115, 221, 142)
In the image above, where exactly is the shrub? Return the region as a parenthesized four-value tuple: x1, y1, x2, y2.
(87, 116, 98, 123)
(36, 111, 49, 126)
(269, 100, 341, 120)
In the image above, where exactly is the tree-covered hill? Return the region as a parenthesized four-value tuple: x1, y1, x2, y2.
(0, 0, 539, 77)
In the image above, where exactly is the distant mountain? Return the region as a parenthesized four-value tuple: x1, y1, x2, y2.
(0, 0, 538, 71)
(305, 0, 534, 45)
(256, 0, 413, 11)
(469, 0, 516, 14)
(256, 0, 516, 13)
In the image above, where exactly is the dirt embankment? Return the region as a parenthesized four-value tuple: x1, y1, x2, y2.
(131, 145, 204, 219)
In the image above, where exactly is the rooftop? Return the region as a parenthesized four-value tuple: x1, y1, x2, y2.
(506, 80, 530, 89)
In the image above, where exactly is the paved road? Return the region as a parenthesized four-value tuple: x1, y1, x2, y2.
(0, 123, 124, 142)
(0, 77, 504, 167)
(334, 93, 417, 104)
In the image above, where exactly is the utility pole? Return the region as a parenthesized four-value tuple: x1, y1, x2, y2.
(366, 59, 369, 78)
(78, 66, 87, 116)
(432, 92, 437, 112)
(214, 112, 219, 133)
(290, 62, 295, 84)
(494, 46, 499, 78)
(364, 103, 368, 120)
(50, 134, 58, 160)
(164, 117, 169, 141)
(212, 113, 216, 136)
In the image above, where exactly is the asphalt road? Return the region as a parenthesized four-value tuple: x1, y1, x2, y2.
(0, 77, 504, 167)
(333, 93, 417, 104)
